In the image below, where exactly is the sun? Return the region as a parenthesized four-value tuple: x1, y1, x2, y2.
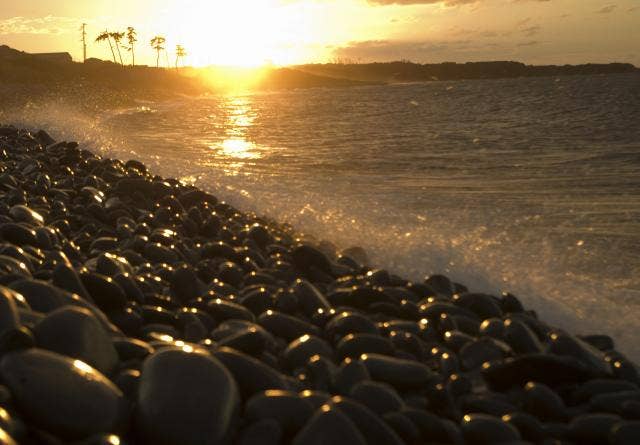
(162, 0, 317, 67)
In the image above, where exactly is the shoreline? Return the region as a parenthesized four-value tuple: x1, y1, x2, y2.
(0, 125, 639, 443)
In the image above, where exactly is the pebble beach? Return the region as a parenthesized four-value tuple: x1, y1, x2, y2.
(0, 124, 639, 444)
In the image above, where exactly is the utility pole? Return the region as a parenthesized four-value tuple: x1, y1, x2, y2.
(81, 23, 87, 62)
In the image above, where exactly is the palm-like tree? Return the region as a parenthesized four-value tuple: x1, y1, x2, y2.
(175, 45, 187, 69)
(110, 31, 125, 66)
(95, 30, 117, 63)
(150, 36, 166, 68)
(126, 27, 137, 66)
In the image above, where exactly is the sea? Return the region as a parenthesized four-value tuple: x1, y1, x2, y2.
(5, 72, 640, 360)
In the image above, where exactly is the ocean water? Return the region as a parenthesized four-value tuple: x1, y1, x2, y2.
(5, 73, 640, 360)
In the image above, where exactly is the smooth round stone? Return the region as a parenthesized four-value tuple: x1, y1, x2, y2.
(548, 331, 612, 375)
(459, 338, 508, 370)
(453, 293, 502, 319)
(325, 312, 379, 340)
(52, 264, 93, 302)
(0, 427, 17, 445)
(212, 347, 289, 399)
(460, 413, 522, 444)
(479, 318, 505, 338)
(96, 253, 132, 277)
(580, 334, 615, 352)
(80, 273, 127, 312)
(502, 319, 543, 354)
(589, 391, 640, 414)
(34, 306, 118, 375)
(383, 411, 422, 444)
(419, 301, 477, 322)
(502, 412, 547, 443)
(522, 381, 567, 421)
(237, 419, 282, 445)
(568, 413, 621, 445)
(238, 288, 275, 316)
(360, 353, 436, 389)
(207, 298, 255, 323)
(113, 369, 141, 399)
(328, 396, 405, 445)
(461, 394, 518, 417)
(8, 279, 67, 313)
(291, 245, 333, 275)
(610, 421, 640, 445)
(144, 243, 178, 264)
(0, 405, 24, 443)
(336, 333, 395, 360)
(291, 279, 332, 317)
(0, 286, 33, 353)
(0, 223, 39, 247)
(257, 310, 321, 342)
(170, 266, 204, 303)
(403, 408, 463, 443)
(0, 348, 125, 439)
(349, 381, 405, 415)
(292, 405, 367, 445)
(482, 353, 600, 390)
(0, 255, 31, 278)
(300, 390, 332, 410)
(136, 348, 240, 445)
(284, 335, 334, 370)
(333, 358, 371, 395)
(72, 433, 125, 445)
(218, 328, 267, 356)
(245, 390, 314, 434)
(424, 274, 455, 297)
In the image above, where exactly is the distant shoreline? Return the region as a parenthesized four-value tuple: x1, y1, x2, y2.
(1, 44, 637, 94)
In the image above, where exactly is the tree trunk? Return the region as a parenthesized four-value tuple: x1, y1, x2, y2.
(106, 37, 117, 64)
(115, 42, 123, 66)
(156, 49, 160, 68)
(132, 46, 135, 67)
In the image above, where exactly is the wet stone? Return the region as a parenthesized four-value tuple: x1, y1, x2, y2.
(336, 333, 395, 360)
(610, 421, 640, 445)
(482, 353, 601, 390)
(460, 413, 522, 444)
(522, 381, 567, 421)
(360, 353, 436, 390)
(212, 347, 290, 399)
(245, 390, 314, 435)
(0, 348, 125, 440)
(328, 396, 406, 445)
(349, 380, 405, 415)
(568, 413, 622, 445)
(237, 419, 282, 445)
(136, 348, 240, 445)
(284, 335, 333, 370)
(34, 306, 118, 375)
(292, 405, 367, 445)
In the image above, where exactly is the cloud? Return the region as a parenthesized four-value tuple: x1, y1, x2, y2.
(366, 0, 476, 5)
(596, 5, 616, 14)
(0, 15, 81, 35)
(367, 0, 552, 4)
(521, 25, 541, 36)
(517, 40, 540, 47)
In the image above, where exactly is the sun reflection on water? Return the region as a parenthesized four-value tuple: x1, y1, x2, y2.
(208, 95, 262, 173)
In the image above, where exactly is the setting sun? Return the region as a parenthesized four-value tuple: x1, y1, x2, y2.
(161, 0, 318, 67)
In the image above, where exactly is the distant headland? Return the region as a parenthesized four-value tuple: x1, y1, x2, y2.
(0, 44, 637, 95)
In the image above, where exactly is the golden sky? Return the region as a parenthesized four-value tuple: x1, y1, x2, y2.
(0, 0, 638, 66)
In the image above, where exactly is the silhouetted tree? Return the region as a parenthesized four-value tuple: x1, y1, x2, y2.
(110, 31, 125, 66)
(126, 27, 137, 66)
(95, 30, 117, 63)
(150, 36, 166, 68)
(175, 45, 187, 69)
